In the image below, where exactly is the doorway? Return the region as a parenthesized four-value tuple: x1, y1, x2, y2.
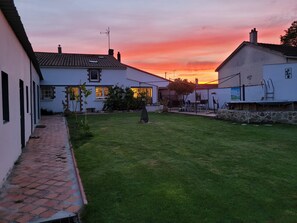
(65, 86, 82, 112)
(19, 79, 25, 148)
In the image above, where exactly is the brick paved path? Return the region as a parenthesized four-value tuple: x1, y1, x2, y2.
(0, 115, 85, 223)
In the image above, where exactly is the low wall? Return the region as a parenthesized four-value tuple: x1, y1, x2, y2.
(217, 109, 297, 124)
(146, 105, 164, 112)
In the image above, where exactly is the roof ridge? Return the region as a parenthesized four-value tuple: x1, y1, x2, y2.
(124, 64, 169, 81)
(35, 51, 109, 56)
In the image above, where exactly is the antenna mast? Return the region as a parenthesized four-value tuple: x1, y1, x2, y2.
(100, 27, 111, 50)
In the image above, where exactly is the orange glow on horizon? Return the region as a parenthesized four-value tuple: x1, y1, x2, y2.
(124, 60, 220, 83)
(14, 0, 295, 84)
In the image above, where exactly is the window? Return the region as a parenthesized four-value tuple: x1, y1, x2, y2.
(88, 69, 102, 82)
(2, 71, 9, 123)
(26, 86, 29, 113)
(69, 87, 80, 100)
(285, 67, 292, 79)
(41, 86, 55, 100)
(37, 85, 40, 119)
(95, 86, 109, 99)
(33, 81, 36, 124)
(131, 87, 153, 104)
(131, 87, 152, 98)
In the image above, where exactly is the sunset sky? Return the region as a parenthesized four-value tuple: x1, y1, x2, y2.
(14, 0, 297, 83)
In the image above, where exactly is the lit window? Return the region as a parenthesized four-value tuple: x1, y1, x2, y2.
(88, 69, 102, 82)
(95, 86, 109, 99)
(131, 87, 152, 104)
(131, 87, 152, 98)
(69, 87, 80, 100)
(41, 86, 55, 100)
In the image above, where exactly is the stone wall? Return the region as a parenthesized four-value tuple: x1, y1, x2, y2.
(217, 109, 297, 124)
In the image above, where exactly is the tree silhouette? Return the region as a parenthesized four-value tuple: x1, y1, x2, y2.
(280, 21, 297, 47)
(168, 78, 195, 106)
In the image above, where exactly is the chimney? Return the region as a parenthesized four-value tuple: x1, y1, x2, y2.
(117, 52, 121, 62)
(249, 28, 257, 44)
(108, 49, 114, 56)
(58, 44, 62, 54)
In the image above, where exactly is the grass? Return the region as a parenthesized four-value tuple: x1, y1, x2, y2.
(67, 112, 297, 223)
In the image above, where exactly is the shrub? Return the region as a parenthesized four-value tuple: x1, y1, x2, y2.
(103, 86, 147, 111)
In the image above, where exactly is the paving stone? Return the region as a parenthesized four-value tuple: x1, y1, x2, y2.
(31, 206, 47, 215)
(44, 199, 60, 208)
(40, 209, 56, 218)
(45, 193, 59, 199)
(20, 204, 37, 212)
(24, 189, 39, 195)
(66, 205, 81, 213)
(0, 116, 84, 222)
(16, 214, 35, 223)
(33, 198, 49, 206)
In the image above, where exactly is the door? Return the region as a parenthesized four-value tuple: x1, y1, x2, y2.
(65, 86, 82, 112)
(19, 80, 25, 148)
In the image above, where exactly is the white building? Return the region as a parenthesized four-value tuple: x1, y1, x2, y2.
(0, 0, 42, 186)
(194, 29, 297, 110)
(263, 63, 297, 101)
(216, 28, 297, 89)
(36, 48, 169, 113)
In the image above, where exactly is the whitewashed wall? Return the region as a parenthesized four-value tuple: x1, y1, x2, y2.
(0, 11, 40, 187)
(218, 44, 287, 88)
(126, 66, 169, 104)
(244, 85, 264, 101)
(187, 88, 230, 109)
(186, 63, 297, 111)
(187, 85, 265, 110)
(263, 63, 297, 101)
(41, 68, 126, 112)
(41, 66, 168, 112)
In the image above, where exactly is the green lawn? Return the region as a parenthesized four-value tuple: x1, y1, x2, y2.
(67, 112, 297, 223)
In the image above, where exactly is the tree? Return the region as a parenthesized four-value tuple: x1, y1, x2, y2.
(280, 21, 297, 47)
(80, 82, 92, 136)
(167, 78, 195, 106)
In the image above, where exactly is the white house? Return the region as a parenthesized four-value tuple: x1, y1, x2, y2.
(0, 0, 43, 186)
(36, 48, 169, 113)
(216, 28, 297, 89)
(192, 28, 297, 110)
(263, 63, 297, 101)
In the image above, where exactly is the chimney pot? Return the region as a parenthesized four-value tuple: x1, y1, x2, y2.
(58, 44, 62, 54)
(117, 52, 121, 62)
(108, 49, 114, 56)
(249, 28, 258, 44)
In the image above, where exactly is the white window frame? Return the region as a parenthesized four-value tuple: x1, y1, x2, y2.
(41, 86, 55, 100)
(95, 86, 109, 99)
(88, 69, 102, 82)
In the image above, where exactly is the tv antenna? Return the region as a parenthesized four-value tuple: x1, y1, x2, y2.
(100, 27, 111, 50)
